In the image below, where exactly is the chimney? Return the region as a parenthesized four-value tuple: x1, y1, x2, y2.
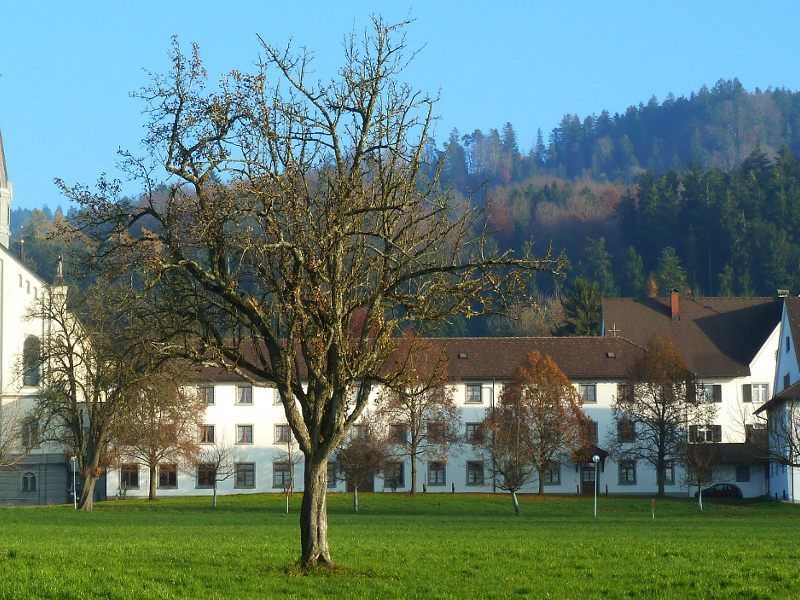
(670, 288, 680, 321)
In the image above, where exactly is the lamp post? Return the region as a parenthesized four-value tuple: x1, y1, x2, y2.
(592, 455, 600, 517)
(70, 456, 77, 510)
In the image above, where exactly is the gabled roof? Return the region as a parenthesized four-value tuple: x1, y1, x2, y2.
(194, 336, 646, 383)
(0, 128, 8, 189)
(602, 296, 782, 377)
(784, 297, 800, 364)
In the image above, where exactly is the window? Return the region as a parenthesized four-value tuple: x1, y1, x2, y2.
(200, 425, 215, 444)
(235, 463, 256, 488)
(750, 383, 769, 404)
(274, 424, 291, 444)
(617, 419, 635, 443)
(236, 425, 253, 444)
(617, 383, 632, 403)
(663, 461, 675, 486)
(389, 423, 407, 444)
(236, 384, 253, 405)
(784, 373, 791, 391)
(22, 335, 41, 387)
(120, 464, 140, 489)
(618, 460, 636, 485)
(736, 464, 750, 482)
(384, 461, 404, 489)
(21, 418, 38, 448)
(465, 422, 482, 443)
(21, 472, 36, 492)
(273, 461, 292, 489)
(158, 464, 178, 488)
(427, 421, 445, 444)
(427, 461, 446, 486)
(197, 464, 215, 488)
(466, 461, 484, 486)
(465, 383, 482, 404)
(327, 461, 338, 488)
(580, 384, 596, 404)
(689, 424, 722, 443)
(701, 384, 722, 403)
(542, 462, 560, 485)
(787, 336, 791, 353)
(198, 386, 215, 405)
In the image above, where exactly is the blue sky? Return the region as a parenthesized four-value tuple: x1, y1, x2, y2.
(1, 1, 799, 210)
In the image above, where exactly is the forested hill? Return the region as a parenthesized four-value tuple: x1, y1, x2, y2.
(436, 79, 800, 194)
(11, 80, 800, 336)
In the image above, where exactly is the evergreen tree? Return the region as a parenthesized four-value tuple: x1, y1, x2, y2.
(656, 247, 688, 295)
(622, 247, 645, 297)
(559, 278, 601, 336)
(717, 265, 734, 297)
(583, 237, 618, 297)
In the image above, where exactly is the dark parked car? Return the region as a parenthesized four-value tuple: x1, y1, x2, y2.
(694, 483, 743, 498)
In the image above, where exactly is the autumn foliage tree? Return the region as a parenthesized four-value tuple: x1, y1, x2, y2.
(473, 351, 588, 515)
(113, 372, 205, 500)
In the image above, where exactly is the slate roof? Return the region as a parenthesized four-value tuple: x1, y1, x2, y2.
(192, 336, 646, 383)
(602, 296, 782, 377)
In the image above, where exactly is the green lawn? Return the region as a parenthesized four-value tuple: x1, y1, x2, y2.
(0, 493, 797, 599)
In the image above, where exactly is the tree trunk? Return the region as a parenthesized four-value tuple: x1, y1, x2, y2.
(212, 485, 217, 508)
(410, 454, 418, 494)
(353, 486, 358, 513)
(511, 490, 521, 516)
(698, 488, 703, 512)
(537, 472, 544, 494)
(148, 464, 157, 500)
(78, 475, 97, 511)
(300, 456, 332, 568)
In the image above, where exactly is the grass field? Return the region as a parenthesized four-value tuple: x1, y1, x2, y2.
(0, 493, 797, 599)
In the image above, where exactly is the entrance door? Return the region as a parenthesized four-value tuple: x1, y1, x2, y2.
(581, 465, 598, 495)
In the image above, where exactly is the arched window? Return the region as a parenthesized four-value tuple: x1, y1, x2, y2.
(22, 336, 40, 387)
(21, 472, 36, 492)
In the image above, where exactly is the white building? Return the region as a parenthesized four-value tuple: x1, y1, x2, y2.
(0, 129, 72, 505)
(106, 318, 780, 500)
(756, 296, 800, 501)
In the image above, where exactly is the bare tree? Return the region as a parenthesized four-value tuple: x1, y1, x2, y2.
(681, 440, 718, 512)
(0, 401, 25, 471)
(195, 437, 239, 508)
(274, 430, 304, 514)
(376, 339, 461, 493)
(609, 335, 715, 497)
(335, 417, 391, 512)
(757, 397, 800, 471)
(113, 372, 205, 500)
(64, 19, 562, 566)
(31, 278, 168, 511)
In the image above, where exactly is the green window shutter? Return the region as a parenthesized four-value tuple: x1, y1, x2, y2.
(742, 384, 752, 403)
